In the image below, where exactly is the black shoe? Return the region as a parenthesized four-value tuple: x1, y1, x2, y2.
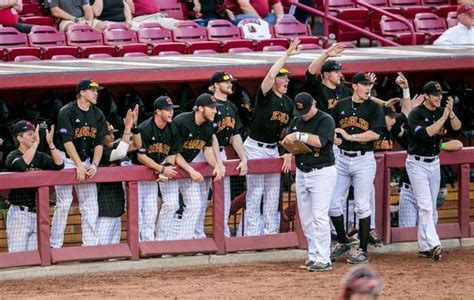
(368, 230, 383, 247)
(431, 245, 442, 261)
(308, 261, 333, 272)
(419, 251, 431, 258)
(299, 259, 315, 269)
(331, 243, 351, 261)
(347, 248, 369, 264)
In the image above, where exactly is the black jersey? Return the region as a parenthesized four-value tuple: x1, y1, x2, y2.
(57, 101, 107, 161)
(332, 97, 385, 152)
(214, 99, 243, 146)
(305, 71, 352, 113)
(374, 113, 409, 151)
(407, 105, 455, 156)
(287, 110, 336, 171)
(136, 117, 180, 164)
(6, 149, 64, 208)
(248, 87, 294, 144)
(173, 111, 214, 163)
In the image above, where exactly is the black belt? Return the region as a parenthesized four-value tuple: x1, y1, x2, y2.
(219, 146, 225, 151)
(414, 155, 436, 163)
(13, 205, 36, 213)
(298, 166, 323, 173)
(340, 149, 366, 157)
(257, 142, 277, 149)
(401, 182, 411, 189)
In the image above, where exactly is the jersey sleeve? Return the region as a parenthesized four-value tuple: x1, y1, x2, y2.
(57, 107, 75, 144)
(407, 109, 430, 141)
(369, 104, 385, 135)
(316, 116, 335, 148)
(38, 152, 64, 170)
(5, 151, 28, 171)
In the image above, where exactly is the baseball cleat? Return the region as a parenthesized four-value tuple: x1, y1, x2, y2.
(431, 245, 442, 261)
(347, 248, 369, 264)
(368, 230, 383, 247)
(299, 259, 315, 269)
(308, 261, 333, 272)
(418, 251, 431, 258)
(331, 243, 352, 261)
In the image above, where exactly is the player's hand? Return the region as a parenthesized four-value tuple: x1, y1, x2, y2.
(334, 134, 342, 146)
(219, 162, 226, 176)
(85, 164, 98, 178)
(45, 124, 55, 146)
(368, 72, 377, 85)
(190, 169, 204, 182)
(410, 94, 423, 108)
(280, 153, 292, 173)
(282, 132, 297, 144)
(132, 104, 139, 125)
(33, 125, 40, 146)
(76, 165, 87, 182)
(287, 38, 301, 56)
(236, 158, 247, 176)
(213, 166, 224, 182)
(324, 42, 345, 57)
(384, 98, 400, 108)
(395, 72, 409, 89)
(154, 171, 168, 182)
(444, 97, 454, 119)
(163, 165, 178, 178)
(124, 109, 134, 129)
(335, 128, 349, 140)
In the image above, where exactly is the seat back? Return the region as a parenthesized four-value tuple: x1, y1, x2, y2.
(359, 0, 389, 6)
(66, 24, 104, 46)
(380, 15, 412, 34)
(0, 27, 29, 48)
(414, 12, 447, 32)
(137, 22, 173, 44)
(14, 55, 40, 62)
(156, 0, 185, 19)
(422, 0, 449, 5)
(446, 11, 458, 27)
(328, 0, 355, 9)
(28, 25, 67, 47)
(207, 20, 242, 41)
(273, 17, 311, 39)
(172, 21, 208, 42)
(389, 0, 421, 7)
(103, 24, 139, 45)
(262, 45, 287, 51)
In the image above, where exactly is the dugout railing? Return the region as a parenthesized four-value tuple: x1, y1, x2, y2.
(0, 147, 472, 269)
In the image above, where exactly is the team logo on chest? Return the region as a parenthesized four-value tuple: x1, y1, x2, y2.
(270, 111, 289, 125)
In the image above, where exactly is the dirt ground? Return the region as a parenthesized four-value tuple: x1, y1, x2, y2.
(1, 248, 474, 299)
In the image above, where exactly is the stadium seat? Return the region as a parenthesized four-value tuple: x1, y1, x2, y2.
(51, 54, 76, 60)
(206, 20, 254, 52)
(88, 53, 113, 59)
(413, 12, 447, 43)
(360, 0, 402, 34)
(446, 11, 458, 27)
(28, 26, 79, 59)
(14, 55, 40, 62)
(262, 45, 287, 51)
(228, 47, 254, 53)
(0, 27, 41, 61)
(158, 50, 183, 55)
(193, 49, 218, 54)
(156, 0, 185, 19)
(19, 2, 41, 16)
(66, 24, 116, 58)
(124, 52, 147, 57)
(237, 18, 288, 51)
(380, 15, 426, 44)
(172, 21, 221, 54)
(422, 0, 457, 17)
(137, 22, 186, 55)
(273, 17, 320, 46)
(20, 16, 55, 26)
(103, 23, 148, 56)
(327, 0, 369, 43)
(297, 43, 323, 50)
(388, 0, 432, 19)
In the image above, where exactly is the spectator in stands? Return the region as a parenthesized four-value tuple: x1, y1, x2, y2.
(433, 3, 473, 45)
(0, 0, 33, 33)
(47, 0, 105, 32)
(226, 0, 285, 25)
(6, 121, 63, 253)
(91, 0, 133, 28)
(129, 0, 179, 30)
(282, 0, 313, 24)
(193, 0, 229, 26)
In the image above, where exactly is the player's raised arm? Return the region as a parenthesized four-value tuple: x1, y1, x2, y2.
(307, 42, 344, 75)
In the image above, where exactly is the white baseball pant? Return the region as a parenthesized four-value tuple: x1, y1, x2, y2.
(156, 180, 180, 241)
(405, 155, 441, 252)
(219, 149, 233, 237)
(97, 217, 121, 245)
(236, 212, 277, 236)
(244, 138, 281, 236)
(296, 165, 337, 264)
(6, 205, 37, 252)
(137, 180, 159, 242)
(51, 153, 99, 248)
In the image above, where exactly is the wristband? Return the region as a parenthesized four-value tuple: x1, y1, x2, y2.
(441, 143, 446, 151)
(299, 132, 309, 143)
(402, 88, 410, 99)
(74, 17, 79, 23)
(132, 125, 139, 135)
(49, 147, 56, 151)
(91, 163, 98, 169)
(450, 115, 456, 120)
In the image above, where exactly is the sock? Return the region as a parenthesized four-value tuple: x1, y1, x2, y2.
(359, 216, 371, 252)
(331, 215, 349, 244)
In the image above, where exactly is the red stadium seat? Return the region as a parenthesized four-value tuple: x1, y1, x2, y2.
(14, 55, 40, 62)
(380, 15, 426, 44)
(328, 0, 369, 42)
(124, 52, 147, 57)
(422, 0, 457, 17)
(360, 0, 402, 34)
(137, 22, 186, 55)
(193, 49, 218, 54)
(20, 16, 55, 26)
(28, 26, 79, 59)
(237, 18, 288, 51)
(103, 23, 148, 56)
(156, 0, 185, 19)
(228, 47, 254, 53)
(0, 27, 41, 61)
(273, 17, 320, 46)
(297, 43, 323, 50)
(388, 0, 432, 19)
(262, 45, 287, 51)
(413, 12, 447, 43)
(206, 20, 254, 52)
(446, 11, 458, 27)
(19, 2, 41, 16)
(66, 24, 116, 58)
(51, 54, 76, 60)
(172, 21, 221, 54)
(158, 50, 183, 55)
(88, 53, 113, 59)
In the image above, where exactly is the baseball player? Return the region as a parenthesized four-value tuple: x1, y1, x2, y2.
(135, 96, 180, 242)
(281, 92, 337, 272)
(329, 72, 385, 264)
(51, 79, 107, 248)
(209, 71, 248, 237)
(243, 38, 299, 236)
(96, 108, 138, 245)
(173, 93, 224, 240)
(5, 121, 63, 252)
(405, 81, 461, 261)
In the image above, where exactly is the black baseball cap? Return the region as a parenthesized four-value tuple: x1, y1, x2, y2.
(154, 96, 180, 110)
(195, 93, 221, 108)
(321, 60, 343, 73)
(106, 122, 118, 134)
(383, 106, 400, 118)
(210, 71, 236, 85)
(423, 81, 448, 96)
(293, 92, 314, 117)
(12, 120, 35, 135)
(76, 79, 104, 93)
(277, 68, 291, 77)
(352, 72, 376, 85)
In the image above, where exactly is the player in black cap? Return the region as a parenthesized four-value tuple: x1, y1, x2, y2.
(281, 92, 337, 272)
(405, 80, 461, 261)
(173, 93, 224, 240)
(51, 79, 107, 248)
(6, 121, 63, 252)
(209, 71, 247, 237)
(135, 96, 180, 241)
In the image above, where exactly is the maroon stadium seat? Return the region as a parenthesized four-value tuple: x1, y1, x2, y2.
(88, 53, 113, 59)
(446, 11, 458, 27)
(413, 12, 447, 43)
(237, 18, 288, 51)
(228, 47, 254, 53)
(103, 23, 148, 56)
(380, 15, 426, 44)
(156, 0, 185, 19)
(123, 52, 147, 57)
(51, 54, 76, 60)
(262, 45, 287, 51)
(422, 0, 457, 17)
(328, 0, 369, 42)
(137, 22, 186, 55)
(172, 21, 221, 54)
(388, 0, 431, 19)
(14, 55, 40, 62)
(19, 2, 41, 16)
(360, 0, 402, 34)
(66, 24, 116, 58)
(193, 49, 218, 54)
(158, 50, 183, 55)
(206, 20, 254, 52)
(28, 26, 79, 59)
(297, 43, 323, 50)
(20, 16, 55, 26)
(273, 17, 320, 45)
(0, 27, 41, 61)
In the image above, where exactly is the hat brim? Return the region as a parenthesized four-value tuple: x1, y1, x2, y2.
(156, 104, 180, 110)
(277, 72, 292, 77)
(107, 129, 119, 134)
(429, 91, 448, 95)
(354, 80, 377, 85)
(293, 107, 311, 118)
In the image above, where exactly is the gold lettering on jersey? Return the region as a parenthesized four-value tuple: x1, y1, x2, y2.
(74, 126, 97, 139)
(26, 167, 41, 171)
(328, 99, 338, 110)
(374, 139, 393, 150)
(216, 116, 235, 133)
(147, 143, 170, 155)
(270, 111, 289, 124)
(183, 139, 206, 150)
(338, 117, 369, 131)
